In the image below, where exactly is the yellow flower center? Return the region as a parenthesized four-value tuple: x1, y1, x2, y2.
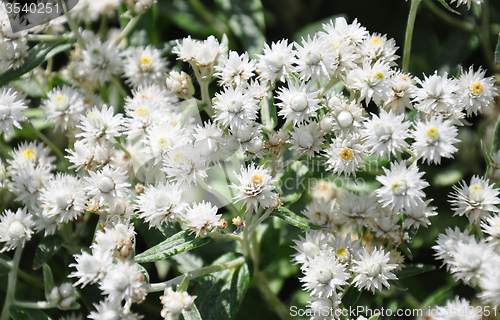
(139, 56, 152, 68)
(157, 137, 168, 148)
(471, 82, 483, 95)
(336, 248, 346, 256)
(251, 174, 264, 186)
(374, 71, 384, 80)
(54, 95, 67, 104)
(426, 127, 438, 139)
(135, 108, 148, 116)
(23, 149, 35, 160)
(173, 152, 184, 162)
(371, 37, 382, 46)
(339, 148, 353, 161)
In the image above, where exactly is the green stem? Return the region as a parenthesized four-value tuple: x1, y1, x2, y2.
(247, 208, 273, 235)
(210, 233, 244, 242)
(422, 0, 475, 32)
(113, 15, 141, 45)
(13, 301, 52, 309)
(110, 76, 129, 97)
(254, 270, 294, 320)
(0, 256, 43, 289)
(97, 15, 108, 39)
(403, 0, 422, 72)
(147, 256, 246, 292)
(1, 246, 23, 320)
(26, 122, 67, 164)
(198, 180, 240, 216)
(61, 0, 86, 49)
(26, 34, 76, 42)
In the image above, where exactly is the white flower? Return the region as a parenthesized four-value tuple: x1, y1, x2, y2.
(433, 227, 475, 270)
(434, 297, 481, 320)
(481, 214, 500, 246)
(375, 161, 429, 212)
(289, 122, 324, 157)
(69, 246, 113, 288)
(231, 163, 277, 211)
(291, 230, 332, 265)
(124, 98, 169, 140)
(7, 141, 55, 173)
(122, 45, 168, 88)
(457, 66, 498, 116)
(166, 70, 195, 97)
(213, 86, 259, 129)
(256, 39, 296, 83)
(351, 247, 397, 293)
(184, 201, 221, 238)
(320, 17, 368, 47)
(162, 143, 208, 186)
(128, 84, 178, 113)
(403, 199, 437, 229)
(81, 37, 122, 83)
(193, 121, 232, 162)
(448, 239, 494, 286)
(137, 182, 185, 228)
(329, 97, 364, 137)
(84, 165, 131, 205)
(362, 109, 411, 158)
(301, 198, 338, 229)
(143, 123, 190, 165)
(337, 192, 378, 230)
(325, 135, 366, 177)
(100, 260, 147, 304)
(301, 252, 350, 297)
(160, 287, 196, 320)
(9, 162, 52, 208)
(88, 300, 141, 320)
(330, 233, 362, 268)
(42, 86, 86, 130)
(344, 59, 393, 106)
(173, 35, 226, 71)
(276, 82, 321, 125)
(449, 176, 500, 224)
(411, 115, 460, 165)
(0, 207, 33, 252)
(294, 35, 339, 81)
(357, 33, 399, 65)
(308, 296, 341, 320)
(371, 207, 401, 241)
(0, 87, 27, 134)
(39, 173, 87, 224)
(214, 51, 256, 88)
(479, 266, 500, 307)
(449, 0, 483, 9)
(413, 72, 459, 115)
(384, 71, 416, 114)
(76, 105, 124, 147)
(94, 222, 135, 253)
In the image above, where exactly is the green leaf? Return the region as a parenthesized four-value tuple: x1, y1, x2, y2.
(182, 304, 203, 320)
(421, 283, 458, 308)
(342, 286, 362, 308)
(435, 0, 461, 15)
(482, 139, 493, 165)
(397, 242, 413, 260)
(259, 217, 282, 269)
(33, 235, 62, 270)
(135, 230, 211, 263)
(494, 33, 500, 65)
(394, 264, 435, 279)
(260, 92, 277, 130)
(43, 264, 55, 301)
(271, 207, 322, 230)
(0, 40, 75, 87)
(193, 253, 252, 320)
(12, 79, 47, 98)
(137, 264, 150, 283)
(11, 308, 52, 320)
(492, 115, 500, 154)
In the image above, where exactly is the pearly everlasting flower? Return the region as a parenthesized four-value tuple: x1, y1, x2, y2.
(457, 66, 498, 116)
(136, 182, 185, 228)
(308, 296, 342, 320)
(375, 161, 429, 212)
(448, 239, 494, 286)
(173, 35, 226, 71)
(301, 198, 338, 229)
(362, 109, 411, 158)
(7, 141, 55, 173)
(300, 252, 350, 297)
(9, 162, 52, 208)
(329, 97, 364, 136)
(325, 135, 366, 177)
(357, 33, 399, 65)
(81, 37, 122, 83)
(77, 105, 124, 146)
(42, 86, 86, 130)
(320, 17, 368, 47)
(433, 227, 475, 270)
(122, 45, 168, 88)
(289, 122, 324, 157)
(291, 230, 332, 265)
(160, 287, 196, 320)
(337, 192, 378, 230)
(193, 121, 232, 162)
(144, 123, 190, 165)
(403, 199, 437, 229)
(371, 207, 401, 241)
(449, 176, 500, 224)
(411, 115, 460, 165)
(88, 300, 142, 320)
(166, 71, 195, 97)
(100, 260, 147, 304)
(231, 164, 277, 210)
(345, 59, 393, 106)
(276, 82, 321, 125)
(128, 84, 178, 113)
(434, 297, 481, 320)
(481, 214, 500, 246)
(351, 247, 397, 293)
(0, 87, 27, 134)
(184, 201, 221, 238)
(384, 71, 416, 114)
(94, 222, 135, 253)
(330, 233, 362, 268)
(214, 51, 256, 88)
(256, 39, 296, 83)
(39, 173, 87, 224)
(479, 266, 500, 307)
(0, 207, 33, 252)
(449, 0, 483, 9)
(162, 143, 208, 186)
(84, 165, 131, 205)
(213, 86, 259, 129)
(413, 72, 459, 115)
(69, 246, 113, 288)
(294, 35, 339, 81)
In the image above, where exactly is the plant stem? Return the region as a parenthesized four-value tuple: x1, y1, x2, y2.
(198, 180, 240, 216)
(147, 256, 246, 292)
(26, 34, 76, 42)
(26, 122, 67, 164)
(1, 246, 23, 320)
(403, 0, 422, 72)
(422, 0, 475, 32)
(13, 301, 51, 309)
(110, 76, 129, 98)
(61, 0, 86, 49)
(254, 270, 294, 320)
(113, 15, 141, 45)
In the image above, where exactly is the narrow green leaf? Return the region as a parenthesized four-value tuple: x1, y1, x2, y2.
(137, 264, 150, 283)
(11, 308, 52, 320)
(135, 230, 211, 263)
(182, 304, 203, 320)
(342, 286, 362, 308)
(435, 0, 461, 15)
(397, 242, 413, 260)
(193, 253, 252, 320)
(33, 235, 62, 270)
(494, 33, 500, 65)
(481, 139, 492, 165)
(12, 79, 47, 98)
(43, 264, 55, 301)
(394, 264, 435, 279)
(259, 217, 282, 269)
(369, 316, 379, 320)
(421, 283, 458, 308)
(0, 40, 75, 87)
(271, 207, 322, 230)
(492, 115, 500, 154)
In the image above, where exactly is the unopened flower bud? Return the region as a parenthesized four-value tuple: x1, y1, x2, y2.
(166, 71, 195, 97)
(218, 218, 228, 229)
(232, 216, 244, 227)
(135, 183, 144, 194)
